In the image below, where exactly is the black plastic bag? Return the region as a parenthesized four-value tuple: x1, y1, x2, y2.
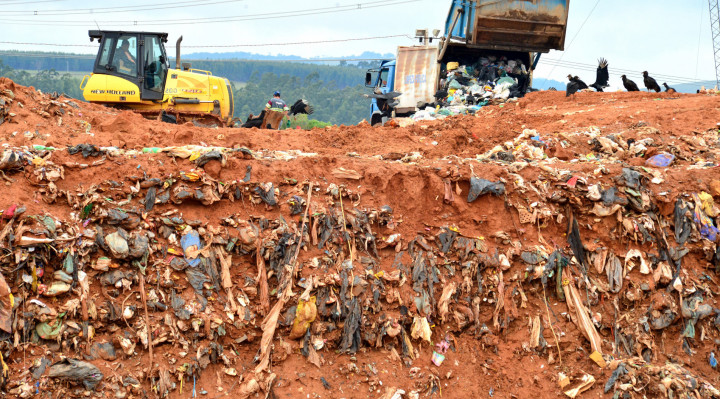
(195, 151, 223, 167)
(48, 358, 104, 390)
(618, 168, 643, 189)
(243, 165, 252, 182)
(601, 187, 628, 206)
(604, 363, 627, 393)
(467, 177, 505, 203)
(67, 144, 103, 158)
(674, 199, 693, 245)
(438, 228, 457, 253)
(289, 195, 305, 216)
(254, 183, 277, 206)
(339, 297, 362, 354)
(145, 187, 157, 212)
(566, 212, 588, 273)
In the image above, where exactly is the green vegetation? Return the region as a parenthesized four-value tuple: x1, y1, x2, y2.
(280, 114, 332, 131)
(0, 59, 84, 99)
(0, 52, 380, 125)
(233, 71, 369, 126)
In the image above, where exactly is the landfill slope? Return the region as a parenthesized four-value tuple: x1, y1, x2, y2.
(1, 77, 720, 399)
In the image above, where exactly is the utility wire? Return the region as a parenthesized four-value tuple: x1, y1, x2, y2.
(184, 35, 413, 48)
(0, 42, 709, 84)
(0, 0, 245, 15)
(0, 0, 66, 5)
(0, 51, 385, 63)
(540, 61, 707, 85)
(0, 41, 96, 47)
(547, 0, 601, 80)
(0, 34, 412, 49)
(540, 59, 711, 84)
(0, 0, 423, 26)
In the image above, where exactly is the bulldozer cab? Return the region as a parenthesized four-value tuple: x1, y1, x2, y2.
(89, 30, 169, 101)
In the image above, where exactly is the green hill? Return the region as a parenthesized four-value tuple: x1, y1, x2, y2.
(0, 51, 380, 125)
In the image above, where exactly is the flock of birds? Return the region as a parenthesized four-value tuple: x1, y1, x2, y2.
(565, 58, 677, 97)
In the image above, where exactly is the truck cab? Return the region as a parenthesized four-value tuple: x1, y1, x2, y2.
(366, 0, 570, 124)
(365, 60, 396, 126)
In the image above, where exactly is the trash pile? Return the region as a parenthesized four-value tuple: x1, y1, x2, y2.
(1, 78, 720, 398)
(414, 57, 531, 122)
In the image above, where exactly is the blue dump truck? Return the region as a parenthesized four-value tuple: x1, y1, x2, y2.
(366, 0, 570, 125)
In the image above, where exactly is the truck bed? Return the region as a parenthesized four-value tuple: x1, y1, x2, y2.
(445, 0, 569, 54)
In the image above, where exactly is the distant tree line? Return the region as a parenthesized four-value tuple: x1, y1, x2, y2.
(0, 59, 84, 99)
(0, 54, 380, 125)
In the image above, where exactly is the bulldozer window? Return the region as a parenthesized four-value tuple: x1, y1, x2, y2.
(98, 38, 115, 70)
(112, 35, 137, 77)
(143, 36, 167, 92)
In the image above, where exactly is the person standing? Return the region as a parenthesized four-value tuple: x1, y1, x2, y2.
(262, 91, 289, 129)
(266, 91, 289, 112)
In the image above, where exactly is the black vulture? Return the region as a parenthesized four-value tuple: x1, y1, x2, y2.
(289, 99, 315, 116)
(590, 58, 609, 92)
(663, 83, 677, 93)
(366, 91, 402, 126)
(241, 110, 266, 128)
(642, 71, 661, 92)
(565, 74, 587, 97)
(566, 80, 582, 97)
(569, 74, 589, 90)
(621, 75, 640, 92)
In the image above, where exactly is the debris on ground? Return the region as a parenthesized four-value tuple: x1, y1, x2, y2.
(0, 77, 720, 398)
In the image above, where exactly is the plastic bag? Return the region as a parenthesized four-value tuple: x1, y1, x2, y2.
(67, 144, 103, 158)
(645, 153, 675, 167)
(48, 359, 104, 390)
(181, 230, 202, 267)
(411, 316, 432, 344)
(467, 177, 505, 203)
(289, 296, 317, 339)
(255, 183, 277, 206)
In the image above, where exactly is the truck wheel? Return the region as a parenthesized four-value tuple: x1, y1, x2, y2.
(371, 113, 383, 127)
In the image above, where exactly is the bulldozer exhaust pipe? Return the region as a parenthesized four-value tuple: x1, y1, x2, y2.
(176, 36, 183, 70)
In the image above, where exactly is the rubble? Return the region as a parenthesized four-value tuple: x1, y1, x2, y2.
(1, 78, 720, 398)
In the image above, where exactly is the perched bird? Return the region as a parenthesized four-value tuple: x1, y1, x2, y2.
(565, 74, 588, 97)
(663, 83, 677, 93)
(621, 75, 640, 92)
(590, 58, 610, 92)
(289, 99, 314, 116)
(571, 75, 589, 89)
(642, 71, 661, 92)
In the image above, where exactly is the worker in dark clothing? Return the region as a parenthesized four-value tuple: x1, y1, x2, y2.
(266, 91, 289, 112)
(115, 40, 136, 75)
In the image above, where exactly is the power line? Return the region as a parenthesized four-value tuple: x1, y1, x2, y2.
(0, 52, 94, 59)
(0, 0, 423, 26)
(539, 59, 712, 85)
(543, 58, 706, 80)
(183, 35, 412, 48)
(0, 34, 411, 50)
(0, 0, 66, 5)
(547, 0, 601, 80)
(0, 51, 384, 63)
(0, 41, 96, 48)
(0, 0, 245, 15)
(540, 60, 708, 85)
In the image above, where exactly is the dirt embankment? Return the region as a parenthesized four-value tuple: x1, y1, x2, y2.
(1, 78, 720, 398)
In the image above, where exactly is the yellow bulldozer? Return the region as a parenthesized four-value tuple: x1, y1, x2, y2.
(81, 30, 234, 125)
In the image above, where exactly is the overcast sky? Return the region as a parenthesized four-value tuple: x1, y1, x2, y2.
(0, 0, 716, 85)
